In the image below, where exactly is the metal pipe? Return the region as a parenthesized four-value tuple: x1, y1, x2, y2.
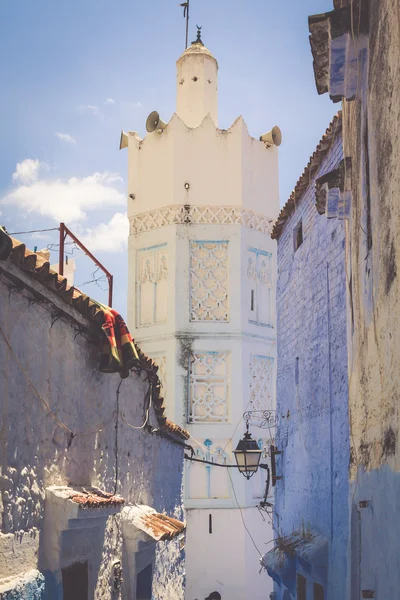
(108, 274, 113, 308)
(58, 223, 114, 307)
(63, 225, 112, 279)
(184, 454, 270, 472)
(185, 0, 189, 49)
(59, 222, 65, 276)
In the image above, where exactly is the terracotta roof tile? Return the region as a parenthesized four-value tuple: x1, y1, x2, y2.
(271, 112, 342, 240)
(5, 236, 106, 324)
(0, 231, 190, 440)
(123, 505, 185, 541)
(69, 488, 125, 508)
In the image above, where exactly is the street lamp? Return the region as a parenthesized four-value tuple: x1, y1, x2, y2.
(183, 410, 279, 512)
(184, 410, 278, 487)
(233, 424, 263, 480)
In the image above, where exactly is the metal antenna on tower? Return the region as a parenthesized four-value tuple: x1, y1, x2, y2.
(180, 1, 190, 49)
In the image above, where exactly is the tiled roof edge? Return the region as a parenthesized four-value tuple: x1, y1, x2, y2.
(271, 111, 342, 240)
(1, 234, 189, 441)
(2, 236, 106, 327)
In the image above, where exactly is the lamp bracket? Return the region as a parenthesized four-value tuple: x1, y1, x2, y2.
(270, 448, 283, 456)
(243, 410, 276, 430)
(184, 454, 270, 472)
(270, 444, 283, 486)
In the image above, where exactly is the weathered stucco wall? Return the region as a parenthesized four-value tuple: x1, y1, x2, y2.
(0, 260, 185, 599)
(275, 133, 349, 598)
(342, 0, 400, 596)
(0, 570, 45, 599)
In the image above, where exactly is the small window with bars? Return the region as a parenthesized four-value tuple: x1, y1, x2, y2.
(294, 220, 303, 252)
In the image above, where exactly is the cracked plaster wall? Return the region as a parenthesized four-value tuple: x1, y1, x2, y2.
(0, 263, 185, 599)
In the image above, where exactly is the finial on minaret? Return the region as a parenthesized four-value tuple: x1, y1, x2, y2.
(180, 1, 190, 49)
(192, 25, 204, 46)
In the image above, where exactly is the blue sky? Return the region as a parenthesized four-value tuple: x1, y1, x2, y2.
(0, 0, 334, 315)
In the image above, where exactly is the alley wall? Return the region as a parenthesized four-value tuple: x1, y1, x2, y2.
(0, 258, 185, 600)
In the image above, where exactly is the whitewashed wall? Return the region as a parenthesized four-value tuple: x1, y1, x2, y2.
(0, 260, 185, 600)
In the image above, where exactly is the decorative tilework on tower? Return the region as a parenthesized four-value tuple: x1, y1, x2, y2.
(249, 354, 274, 411)
(188, 352, 229, 423)
(190, 241, 229, 322)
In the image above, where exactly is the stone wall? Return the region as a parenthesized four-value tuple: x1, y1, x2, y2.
(342, 0, 400, 596)
(0, 259, 185, 599)
(275, 133, 349, 598)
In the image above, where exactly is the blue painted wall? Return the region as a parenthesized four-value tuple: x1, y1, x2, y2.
(307, 2, 400, 598)
(274, 133, 349, 599)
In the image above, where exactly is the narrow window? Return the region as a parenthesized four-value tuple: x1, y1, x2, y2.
(296, 573, 307, 600)
(294, 220, 303, 252)
(137, 564, 153, 600)
(209, 513, 213, 534)
(62, 562, 88, 600)
(250, 289, 255, 311)
(313, 582, 324, 600)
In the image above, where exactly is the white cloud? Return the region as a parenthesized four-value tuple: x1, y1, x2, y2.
(55, 132, 76, 145)
(87, 105, 103, 118)
(12, 159, 42, 184)
(2, 167, 125, 224)
(77, 104, 104, 119)
(81, 212, 129, 252)
(105, 98, 115, 105)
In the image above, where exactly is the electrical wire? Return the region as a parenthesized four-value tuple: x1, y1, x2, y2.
(120, 384, 152, 430)
(76, 275, 108, 288)
(7, 227, 60, 235)
(114, 380, 122, 495)
(227, 469, 263, 559)
(187, 337, 277, 460)
(222, 338, 277, 453)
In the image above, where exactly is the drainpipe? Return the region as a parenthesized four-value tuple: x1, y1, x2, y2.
(326, 263, 334, 544)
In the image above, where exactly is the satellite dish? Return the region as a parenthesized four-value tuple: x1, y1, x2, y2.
(119, 131, 129, 150)
(259, 126, 282, 147)
(146, 111, 167, 133)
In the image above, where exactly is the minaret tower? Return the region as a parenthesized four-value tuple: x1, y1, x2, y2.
(124, 30, 279, 600)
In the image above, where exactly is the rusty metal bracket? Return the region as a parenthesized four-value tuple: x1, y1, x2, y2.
(59, 222, 113, 307)
(270, 445, 283, 486)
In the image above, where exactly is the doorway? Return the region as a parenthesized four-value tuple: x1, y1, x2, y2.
(62, 561, 89, 600)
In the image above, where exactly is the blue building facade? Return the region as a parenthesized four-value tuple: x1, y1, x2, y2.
(263, 115, 350, 599)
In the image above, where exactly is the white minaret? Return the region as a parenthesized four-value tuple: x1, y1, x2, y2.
(125, 31, 278, 600)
